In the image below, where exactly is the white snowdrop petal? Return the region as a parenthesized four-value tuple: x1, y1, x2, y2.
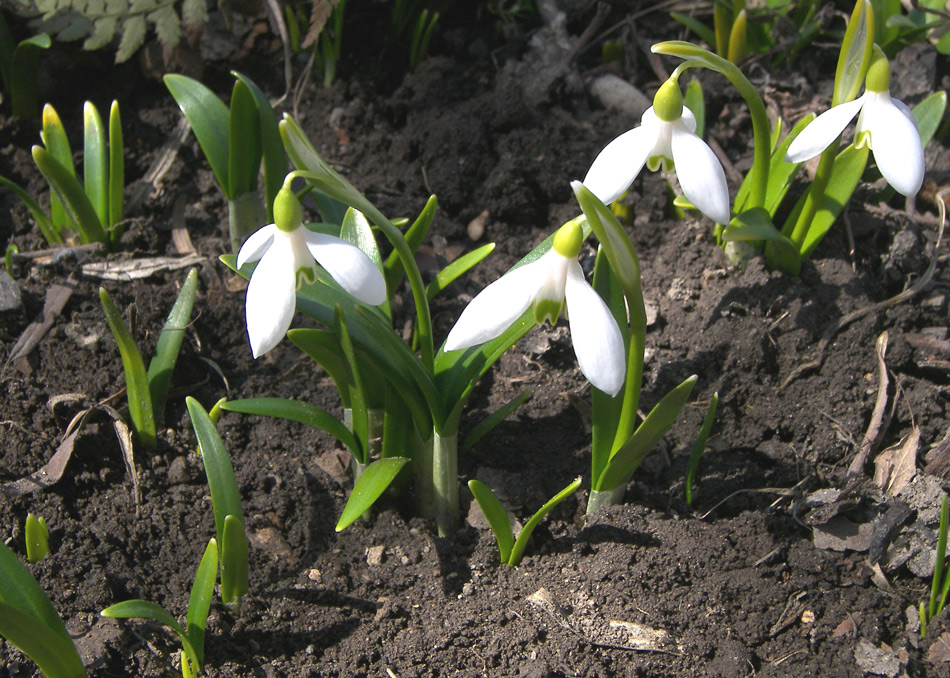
(785, 96, 866, 163)
(670, 125, 731, 225)
(584, 124, 657, 205)
(564, 262, 626, 397)
(443, 254, 550, 351)
(680, 106, 697, 134)
(245, 239, 297, 358)
(865, 95, 925, 197)
(237, 224, 277, 269)
(306, 232, 387, 305)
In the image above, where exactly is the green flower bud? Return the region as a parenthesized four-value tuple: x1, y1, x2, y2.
(653, 78, 684, 122)
(865, 46, 890, 93)
(552, 220, 583, 258)
(274, 183, 303, 233)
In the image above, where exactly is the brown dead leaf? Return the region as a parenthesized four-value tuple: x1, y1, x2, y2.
(873, 429, 919, 496)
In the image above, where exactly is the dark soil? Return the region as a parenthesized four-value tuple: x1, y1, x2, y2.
(1, 2, 950, 676)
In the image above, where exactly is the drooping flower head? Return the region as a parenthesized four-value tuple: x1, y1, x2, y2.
(584, 77, 732, 225)
(444, 219, 626, 396)
(785, 47, 924, 197)
(238, 177, 387, 358)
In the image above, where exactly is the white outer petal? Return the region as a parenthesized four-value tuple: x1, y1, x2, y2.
(861, 92, 925, 197)
(785, 96, 866, 163)
(564, 261, 625, 396)
(305, 231, 387, 305)
(245, 238, 297, 358)
(236, 224, 277, 268)
(671, 122, 731, 225)
(443, 253, 551, 351)
(584, 122, 659, 205)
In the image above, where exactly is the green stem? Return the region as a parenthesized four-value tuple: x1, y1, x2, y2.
(586, 485, 626, 515)
(786, 141, 838, 248)
(432, 430, 458, 537)
(414, 433, 435, 522)
(611, 264, 646, 453)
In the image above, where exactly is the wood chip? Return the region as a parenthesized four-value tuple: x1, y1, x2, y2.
(82, 254, 205, 281)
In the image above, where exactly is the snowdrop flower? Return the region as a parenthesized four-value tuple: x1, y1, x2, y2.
(584, 77, 731, 225)
(785, 49, 924, 197)
(238, 182, 387, 358)
(444, 220, 625, 396)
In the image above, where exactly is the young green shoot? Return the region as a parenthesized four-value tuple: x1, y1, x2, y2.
(25, 513, 50, 563)
(187, 397, 249, 613)
(99, 268, 198, 449)
(684, 393, 718, 506)
(468, 476, 581, 566)
(0, 540, 86, 678)
(0, 17, 50, 120)
(102, 538, 217, 678)
(921, 495, 950, 637)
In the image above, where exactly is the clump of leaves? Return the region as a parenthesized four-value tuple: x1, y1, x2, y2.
(10, 0, 209, 63)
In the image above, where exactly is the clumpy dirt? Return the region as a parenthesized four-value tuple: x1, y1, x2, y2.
(1, 1, 950, 676)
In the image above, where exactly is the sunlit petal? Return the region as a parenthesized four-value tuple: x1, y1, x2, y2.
(245, 239, 297, 358)
(564, 262, 625, 396)
(584, 124, 658, 205)
(863, 94, 925, 197)
(237, 224, 278, 269)
(680, 106, 697, 134)
(671, 124, 731, 225)
(785, 96, 866, 163)
(443, 254, 550, 351)
(305, 231, 387, 305)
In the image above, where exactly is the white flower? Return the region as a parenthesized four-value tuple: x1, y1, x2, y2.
(584, 79, 731, 225)
(784, 90, 924, 197)
(238, 187, 386, 358)
(444, 222, 626, 396)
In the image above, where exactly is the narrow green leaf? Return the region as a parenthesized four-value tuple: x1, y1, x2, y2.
(164, 74, 231, 196)
(83, 101, 108, 226)
(426, 243, 495, 303)
(40, 105, 73, 231)
(8, 33, 51, 119)
(336, 457, 411, 531)
(683, 78, 705, 139)
(913, 90, 947, 147)
(0, 541, 85, 678)
(101, 599, 199, 673)
(833, 0, 874, 106)
(231, 71, 287, 220)
(185, 538, 217, 667)
(726, 9, 748, 63)
(930, 495, 949, 619)
(670, 12, 718, 48)
(334, 306, 369, 462)
(596, 376, 698, 492)
(713, 1, 731, 55)
(462, 389, 530, 453)
(221, 515, 249, 612)
(220, 397, 361, 459)
(227, 80, 262, 199)
(147, 268, 198, 426)
(0, 174, 60, 244)
(25, 514, 49, 563)
(108, 100, 124, 233)
(99, 287, 156, 448)
(508, 476, 581, 566)
(467, 479, 514, 564)
(32, 146, 108, 246)
(286, 328, 352, 406)
(685, 392, 718, 505)
(341, 207, 384, 270)
(384, 194, 438, 294)
(722, 207, 794, 243)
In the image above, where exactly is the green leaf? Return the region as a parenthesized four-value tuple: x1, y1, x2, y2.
(164, 74, 231, 196)
(8, 33, 51, 120)
(99, 287, 157, 449)
(32, 146, 108, 246)
(426, 243, 495, 303)
(108, 100, 124, 234)
(185, 538, 217, 668)
(186, 397, 248, 608)
(722, 207, 793, 243)
(227, 79, 262, 199)
(286, 329, 352, 406)
(231, 71, 287, 220)
(467, 479, 514, 564)
(833, 0, 874, 106)
(383, 195, 438, 294)
(336, 457, 411, 531)
(220, 397, 361, 459)
(0, 541, 86, 678)
(25, 513, 49, 564)
(220, 515, 249, 613)
(462, 389, 530, 453)
(341, 207, 384, 270)
(40, 105, 73, 232)
(726, 8, 748, 63)
(101, 599, 199, 675)
(683, 78, 705, 139)
(0, 175, 60, 244)
(685, 392, 718, 505)
(146, 268, 198, 426)
(913, 90, 947, 147)
(670, 12, 717, 48)
(334, 306, 369, 462)
(596, 375, 698, 492)
(83, 101, 108, 227)
(508, 476, 581, 566)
